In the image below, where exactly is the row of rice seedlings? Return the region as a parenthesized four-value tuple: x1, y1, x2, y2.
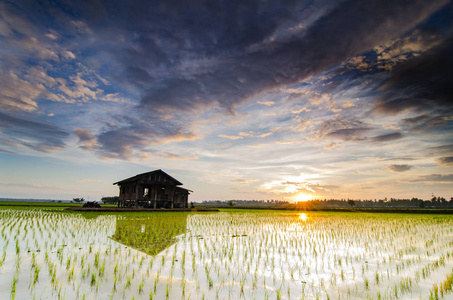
(1, 209, 453, 299)
(178, 211, 453, 299)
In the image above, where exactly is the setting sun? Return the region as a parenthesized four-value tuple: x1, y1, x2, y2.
(294, 193, 313, 202)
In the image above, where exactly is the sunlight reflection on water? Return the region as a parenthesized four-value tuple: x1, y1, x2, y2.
(299, 212, 308, 221)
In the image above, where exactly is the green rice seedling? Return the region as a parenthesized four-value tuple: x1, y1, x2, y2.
(153, 276, 158, 292)
(33, 265, 40, 286)
(10, 274, 18, 300)
(208, 275, 214, 289)
(66, 257, 71, 270)
(114, 262, 118, 275)
(0, 251, 6, 269)
(68, 266, 74, 282)
(15, 239, 20, 255)
(276, 287, 281, 300)
(138, 277, 144, 294)
(124, 275, 132, 291)
(94, 252, 99, 268)
(181, 279, 186, 295)
(430, 284, 439, 300)
(98, 261, 105, 277)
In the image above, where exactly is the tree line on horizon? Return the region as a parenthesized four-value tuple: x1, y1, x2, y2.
(200, 196, 453, 209)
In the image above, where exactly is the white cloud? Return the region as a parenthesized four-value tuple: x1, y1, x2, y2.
(218, 134, 243, 140)
(61, 50, 76, 60)
(257, 100, 275, 106)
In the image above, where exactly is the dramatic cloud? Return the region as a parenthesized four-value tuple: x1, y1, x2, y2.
(74, 128, 99, 150)
(1, 0, 452, 201)
(84, 0, 448, 114)
(387, 164, 412, 172)
(372, 132, 404, 142)
(374, 37, 453, 115)
(0, 70, 41, 112)
(401, 115, 449, 132)
(319, 118, 373, 141)
(0, 111, 68, 152)
(95, 118, 198, 160)
(425, 144, 453, 158)
(412, 174, 453, 183)
(437, 157, 453, 166)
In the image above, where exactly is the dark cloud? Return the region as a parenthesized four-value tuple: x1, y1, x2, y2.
(380, 156, 415, 161)
(4, 0, 451, 161)
(411, 174, 453, 182)
(0, 111, 68, 152)
(327, 128, 370, 141)
(371, 132, 404, 142)
(401, 114, 449, 131)
(58, 0, 446, 114)
(373, 36, 453, 115)
(387, 164, 412, 172)
(319, 118, 372, 141)
(95, 117, 197, 159)
(425, 144, 453, 157)
(74, 128, 99, 150)
(436, 157, 453, 166)
(0, 147, 15, 154)
(96, 128, 147, 159)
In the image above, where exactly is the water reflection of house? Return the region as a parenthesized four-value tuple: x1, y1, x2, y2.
(113, 169, 192, 209)
(111, 214, 188, 256)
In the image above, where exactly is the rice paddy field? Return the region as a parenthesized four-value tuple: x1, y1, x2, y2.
(1, 208, 453, 299)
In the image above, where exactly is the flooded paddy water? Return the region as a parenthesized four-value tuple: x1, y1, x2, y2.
(1, 208, 453, 299)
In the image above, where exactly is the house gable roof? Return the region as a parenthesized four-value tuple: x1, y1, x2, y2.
(113, 169, 183, 186)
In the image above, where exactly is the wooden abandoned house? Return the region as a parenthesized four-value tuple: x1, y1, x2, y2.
(113, 169, 191, 209)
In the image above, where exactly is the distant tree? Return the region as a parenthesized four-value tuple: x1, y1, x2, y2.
(73, 198, 85, 203)
(419, 201, 426, 208)
(101, 196, 119, 204)
(347, 200, 355, 207)
(227, 200, 235, 207)
(190, 202, 195, 208)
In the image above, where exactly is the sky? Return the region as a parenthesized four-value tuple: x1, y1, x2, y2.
(0, 0, 452, 202)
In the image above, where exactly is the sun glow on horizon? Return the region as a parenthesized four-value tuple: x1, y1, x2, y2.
(294, 193, 313, 202)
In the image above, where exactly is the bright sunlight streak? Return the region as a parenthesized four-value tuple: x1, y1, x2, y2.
(294, 193, 313, 202)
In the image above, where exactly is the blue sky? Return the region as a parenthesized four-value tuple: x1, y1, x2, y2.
(0, 0, 452, 201)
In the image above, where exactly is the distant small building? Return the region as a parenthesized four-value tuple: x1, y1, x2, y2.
(113, 169, 192, 209)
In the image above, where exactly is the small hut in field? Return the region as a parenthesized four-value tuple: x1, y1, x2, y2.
(113, 169, 191, 209)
